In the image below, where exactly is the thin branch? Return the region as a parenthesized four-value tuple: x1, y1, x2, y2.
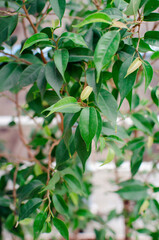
(22, 0, 37, 33)
(22, 18, 28, 38)
(0, 51, 32, 65)
(36, 2, 50, 28)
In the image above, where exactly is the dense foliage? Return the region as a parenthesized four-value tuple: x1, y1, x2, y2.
(0, 0, 159, 239)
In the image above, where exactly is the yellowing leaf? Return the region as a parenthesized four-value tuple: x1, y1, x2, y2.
(139, 200, 149, 214)
(147, 136, 153, 149)
(112, 20, 127, 29)
(80, 86, 93, 100)
(125, 57, 142, 78)
(101, 148, 115, 166)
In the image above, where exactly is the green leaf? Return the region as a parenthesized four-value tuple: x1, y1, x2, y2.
(74, 126, 91, 171)
(118, 57, 137, 102)
(54, 49, 69, 81)
(96, 110, 102, 142)
(43, 97, 81, 116)
(19, 64, 43, 88)
(60, 32, 87, 48)
(144, 31, 159, 47)
(86, 68, 102, 96)
(125, 0, 141, 16)
(114, 0, 128, 11)
(101, 148, 115, 166)
(0, 63, 22, 92)
(33, 212, 47, 240)
(17, 180, 43, 202)
(43, 172, 60, 191)
(151, 51, 159, 60)
(132, 38, 154, 52)
(144, 0, 159, 16)
(26, 0, 46, 15)
(45, 61, 63, 97)
(102, 122, 129, 139)
(112, 60, 122, 88)
(125, 57, 142, 78)
(131, 113, 153, 135)
(151, 86, 159, 107)
(79, 107, 98, 150)
(0, 197, 10, 207)
(53, 194, 69, 216)
(64, 174, 82, 194)
(19, 198, 42, 221)
(142, 60, 153, 91)
(73, 12, 112, 28)
(21, 33, 51, 53)
(144, 13, 159, 22)
(53, 217, 69, 240)
(50, 0, 66, 20)
(69, 48, 93, 62)
(37, 66, 47, 97)
(96, 89, 118, 123)
(102, 7, 123, 18)
(131, 147, 145, 176)
(116, 185, 148, 201)
(0, 15, 18, 45)
(149, 199, 159, 216)
(94, 30, 120, 82)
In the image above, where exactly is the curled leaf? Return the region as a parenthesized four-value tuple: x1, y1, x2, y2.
(125, 57, 142, 78)
(80, 86, 93, 100)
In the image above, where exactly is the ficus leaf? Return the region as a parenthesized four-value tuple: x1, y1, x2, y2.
(125, 57, 142, 78)
(50, 0, 66, 21)
(54, 49, 69, 81)
(142, 60, 153, 91)
(53, 217, 69, 240)
(80, 86, 93, 100)
(73, 12, 112, 28)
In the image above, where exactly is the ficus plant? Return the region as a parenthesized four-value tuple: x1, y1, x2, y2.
(0, 0, 159, 239)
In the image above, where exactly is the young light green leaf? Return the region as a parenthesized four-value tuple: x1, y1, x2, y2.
(74, 126, 91, 171)
(43, 97, 81, 116)
(112, 20, 127, 29)
(54, 49, 69, 81)
(139, 200, 149, 214)
(125, 57, 142, 78)
(53, 194, 69, 216)
(21, 33, 51, 53)
(33, 212, 47, 240)
(80, 86, 93, 100)
(94, 31, 120, 82)
(19, 198, 42, 221)
(79, 107, 98, 150)
(50, 0, 66, 21)
(96, 89, 118, 123)
(101, 148, 115, 166)
(142, 60, 153, 91)
(125, 0, 141, 16)
(73, 12, 112, 28)
(45, 61, 63, 97)
(60, 32, 87, 48)
(53, 217, 69, 240)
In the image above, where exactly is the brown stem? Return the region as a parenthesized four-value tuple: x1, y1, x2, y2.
(22, 18, 28, 38)
(0, 51, 32, 65)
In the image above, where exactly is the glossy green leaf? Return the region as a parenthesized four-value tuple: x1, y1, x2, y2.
(74, 126, 91, 171)
(112, 60, 122, 88)
(116, 185, 148, 201)
(19, 64, 43, 88)
(94, 30, 120, 82)
(144, 13, 159, 22)
(118, 57, 137, 102)
(33, 212, 47, 240)
(54, 49, 69, 81)
(151, 51, 159, 60)
(86, 68, 102, 96)
(43, 97, 81, 116)
(79, 107, 98, 150)
(102, 7, 123, 18)
(53, 217, 69, 240)
(73, 12, 112, 28)
(0, 15, 18, 45)
(64, 174, 82, 194)
(53, 194, 69, 216)
(142, 60, 153, 91)
(43, 172, 60, 191)
(132, 38, 154, 52)
(50, 0, 66, 20)
(144, 0, 159, 16)
(26, 0, 46, 15)
(45, 61, 63, 97)
(60, 32, 87, 48)
(19, 198, 42, 221)
(131, 113, 153, 135)
(151, 86, 159, 107)
(69, 48, 93, 62)
(144, 31, 159, 47)
(114, 0, 128, 11)
(131, 147, 145, 176)
(37, 66, 47, 97)
(96, 89, 118, 123)
(21, 33, 51, 53)
(0, 63, 22, 92)
(96, 110, 102, 142)
(0, 197, 10, 207)
(125, 0, 141, 16)
(102, 122, 129, 139)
